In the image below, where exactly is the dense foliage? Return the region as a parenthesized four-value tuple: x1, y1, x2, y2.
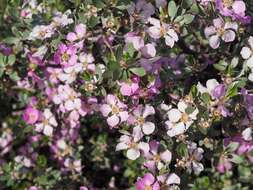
(0, 0, 253, 189)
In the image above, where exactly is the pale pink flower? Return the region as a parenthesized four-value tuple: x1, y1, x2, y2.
(35, 109, 57, 137)
(205, 18, 238, 49)
(100, 94, 129, 127)
(67, 24, 86, 42)
(131, 105, 156, 135)
(135, 173, 160, 190)
(144, 140, 172, 171)
(119, 80, 139, 96)
(116, 126, 149, 160)
(148, 17, 178, 47)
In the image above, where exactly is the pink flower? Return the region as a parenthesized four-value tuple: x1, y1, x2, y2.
(116, 126, 149, 160)
(135, 173, 160, 190)
(100, 94, 129, 127)
(54, 43, 78, 67)
(22, 107, 40, 125)
(79, 53, 96, 72)
(157, 173, 180, 187)
(131, 105, 156, 135)
(217, 155, 232, 173)
(119, 80, 139, 96)
(205, 18, 238, 49)
(125, 32, 144, 51)
(144, 140, 172, 171)
(28, 186, 39, 190)
(80, 186, 88, 190)
(35, 109, 57, 137)
(66, 24, 86, 42)
(216, 0, 251, 24)
(147, 18, 178, 47)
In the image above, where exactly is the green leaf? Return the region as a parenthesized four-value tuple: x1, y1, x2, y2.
(7, 55, 15, 65)
(230, 154, 244, 164)
(226, 142, 239, 152)
(226, 83, 238, 98)
(89, 16, 100, 28)
(183, 14, 195, 24)
(201, 93, 211, 104)
(168, 1, 178, 20)
(213, 60, 227, 71)
(129, 67, 146, 77)
(37, 155, 47, 167)
(176, 143, 188, 157)
(125, 43, 135, 58)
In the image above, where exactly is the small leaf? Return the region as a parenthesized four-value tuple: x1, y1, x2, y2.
(230, 154, 244, 164)
(129, 67, 146, 77)
(183, 14, 195, 24)
(226, 142, 239, 152)
(168, 1, 178, 20)
(7, 55, 15, 65)
(213, 60, 227, 71)
(201, 93, 211, 104)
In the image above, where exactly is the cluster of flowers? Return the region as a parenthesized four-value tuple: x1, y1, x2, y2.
(0, 0, 253, 189)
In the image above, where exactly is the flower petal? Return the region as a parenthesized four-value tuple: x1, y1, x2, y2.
(107, 115, 119, 127)
(240, 47, 251, 59)
(167, 108, 181, 123)
(126, 148, 140, 160)
(209, 35, 220, 49)
(142, 122, 155, 135)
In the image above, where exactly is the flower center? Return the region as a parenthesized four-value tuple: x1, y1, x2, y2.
(180, 113, 189, 123)
(61, 52, 69, 62)
(128, 142, 138, 149)
(153, 154, 161, 162)
(222, 0, 233, 7)
(84, 83, 94, 92)
(160, 26, 167, 36)
(43, 119, 49, 126)
(144, 185, 152, 190)
(39, 31, 46, 38)
(137, 116, 145, 125)
(111, 105, 120, 114)
(217, 28, 225, 36)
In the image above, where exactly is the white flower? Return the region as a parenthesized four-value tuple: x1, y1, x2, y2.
(29, 25, 54, 40)
(14, 156, 32, 168)
(116, 126, 149, 160)
(165, 101, 198, 137)
(52, 10, 74, 27)
(242, 127, 252, 141)
(240, 36, 253, 81)
(186, 142, 204, 175)
(58, 64, 83, 84)
(35, 109, 57, 136)
(133, 105, 156, 135)
(197, 79, 219, 96)
(147, 18, 178, 47)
